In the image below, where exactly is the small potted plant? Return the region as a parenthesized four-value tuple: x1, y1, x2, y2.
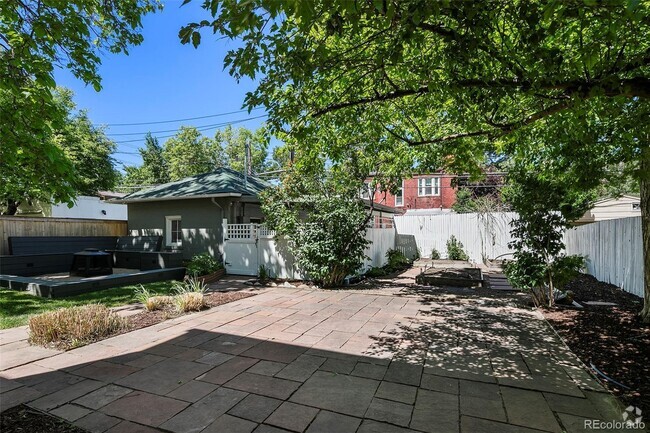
(186, 253, 225, 284)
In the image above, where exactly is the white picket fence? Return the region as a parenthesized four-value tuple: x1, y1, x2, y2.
(564, 216, 644, 298)
(393, 212, 518, 262)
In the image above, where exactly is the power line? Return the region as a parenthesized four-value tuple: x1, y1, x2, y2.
(106, 114, 268, 137)
(112, 115, 269, 144)
(98, 107, 263, 127)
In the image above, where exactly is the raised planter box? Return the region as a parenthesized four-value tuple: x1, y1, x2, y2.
(196, 268, 226, 285)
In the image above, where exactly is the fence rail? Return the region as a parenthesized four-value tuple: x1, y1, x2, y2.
(0, 216, 127, 255)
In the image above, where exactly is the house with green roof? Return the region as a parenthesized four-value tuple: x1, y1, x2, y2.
(114, 167, 270, 260)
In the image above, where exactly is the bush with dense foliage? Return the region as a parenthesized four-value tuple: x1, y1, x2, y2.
(430, 248, 441, 260)
(386, 249, 410, 270)
(29, 304, 126, 349)
(186, 253, 223, 277)
(446, 236, 469, 261)
(261, 171, 371, 288)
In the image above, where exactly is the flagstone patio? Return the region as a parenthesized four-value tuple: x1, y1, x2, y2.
(0, 275, 631, 432)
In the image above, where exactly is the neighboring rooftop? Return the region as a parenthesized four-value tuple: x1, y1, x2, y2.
(114, 167, 270, 203)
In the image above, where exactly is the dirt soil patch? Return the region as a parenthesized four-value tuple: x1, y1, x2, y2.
(0, 405, 86, 433)
(542, 274, 649, 413)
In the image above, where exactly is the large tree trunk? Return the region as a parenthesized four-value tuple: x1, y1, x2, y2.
(640, 146, 650, 323)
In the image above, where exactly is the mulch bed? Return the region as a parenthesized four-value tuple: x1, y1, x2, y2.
(0, 405, 85, 433)
(125, 291, 255, 330)
(542, 274, 650, 413)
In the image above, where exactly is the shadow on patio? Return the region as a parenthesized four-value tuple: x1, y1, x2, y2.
(0, 287, 631, 433)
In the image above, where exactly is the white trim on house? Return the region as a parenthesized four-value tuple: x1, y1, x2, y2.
(165, 215, 182, 247)
(417, 177, 441, 197)
(395, 180, 404, 207)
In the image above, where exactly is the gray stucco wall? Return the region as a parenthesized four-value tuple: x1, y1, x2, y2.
(127, 198, 264, 260)
(128, 198, 224, 260)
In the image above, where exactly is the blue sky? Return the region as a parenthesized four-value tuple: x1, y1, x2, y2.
(53, 1, 272, 171)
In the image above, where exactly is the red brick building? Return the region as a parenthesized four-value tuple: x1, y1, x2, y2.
(364, 174, 457, 211)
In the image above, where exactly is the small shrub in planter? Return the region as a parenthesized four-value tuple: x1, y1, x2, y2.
(430, 248, 441, 260)
(446, 236, 469, 261)
(186, 253, 224, 278)
(29, 304, 126, 349)
(173, 278, 207, 312)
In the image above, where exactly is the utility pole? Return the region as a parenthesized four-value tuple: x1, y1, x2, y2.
(244, 140, 248, 187)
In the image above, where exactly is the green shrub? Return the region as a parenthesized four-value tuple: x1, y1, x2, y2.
(386, 248, 410, 270)
(550, 255, 586, 290)
(365, 266, 388, 278)
(258, 265, 271, 283)
(430, 248, 441, 260)
(446, 236, 469, 261)
(186, 253, 223, 277)
(29, 304, 126, 349)
(261, 181, 371, 288)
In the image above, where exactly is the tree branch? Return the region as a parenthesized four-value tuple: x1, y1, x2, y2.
(313, 77, 650, 117)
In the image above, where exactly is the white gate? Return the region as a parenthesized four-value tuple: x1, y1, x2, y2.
(223, 221, 259, 276)
(222, 221, 278, 276)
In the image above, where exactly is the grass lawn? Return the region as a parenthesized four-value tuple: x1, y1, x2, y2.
(0, 281, 177, 330)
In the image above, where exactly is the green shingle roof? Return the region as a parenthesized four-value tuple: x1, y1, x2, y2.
(116, 167, 270, 203)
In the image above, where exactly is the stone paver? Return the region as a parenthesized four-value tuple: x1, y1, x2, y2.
(228, 394, 283, 423)
(306, 411, 361, 433)
(265, 401, 319, 432)
(0, 275, 629, 433)
(73, 411, 122, 432)
(290, 371, 379, 417)
(100, 390, 188, 427)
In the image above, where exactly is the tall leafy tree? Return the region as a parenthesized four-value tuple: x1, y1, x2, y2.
(163, 126, 224, 181)
(215, 125, 270, 174)
(53, 88, 119, 196)
(183, 0, 650, 321)
(123, 133, 170, 187)
(0, 0, 160, 210)
(1, 88, 119, 214)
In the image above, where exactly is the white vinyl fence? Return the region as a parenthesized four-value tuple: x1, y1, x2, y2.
(394, 213, 518, 262)
(222, 217, 396, 278)
(564, 216, 644, 297)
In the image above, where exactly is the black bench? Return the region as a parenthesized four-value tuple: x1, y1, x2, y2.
(1, 236, 181, 277)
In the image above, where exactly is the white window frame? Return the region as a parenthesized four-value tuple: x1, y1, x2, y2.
(418, 177, 441, 197)
(165, 215, 182, 247)
(395, 180, 404, 206)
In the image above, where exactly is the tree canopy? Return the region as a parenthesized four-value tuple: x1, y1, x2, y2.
(183, 0, 650, 319)
(0, 0, 160, 210)
(1, 88, 119, 214)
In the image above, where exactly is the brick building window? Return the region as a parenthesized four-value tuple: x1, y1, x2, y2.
(418, 177, 440, 196)
(395, 181, 404, 206)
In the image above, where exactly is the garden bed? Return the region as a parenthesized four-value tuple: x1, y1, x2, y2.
(34, 291, 255, 351)
(542, 274, 649, 413)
